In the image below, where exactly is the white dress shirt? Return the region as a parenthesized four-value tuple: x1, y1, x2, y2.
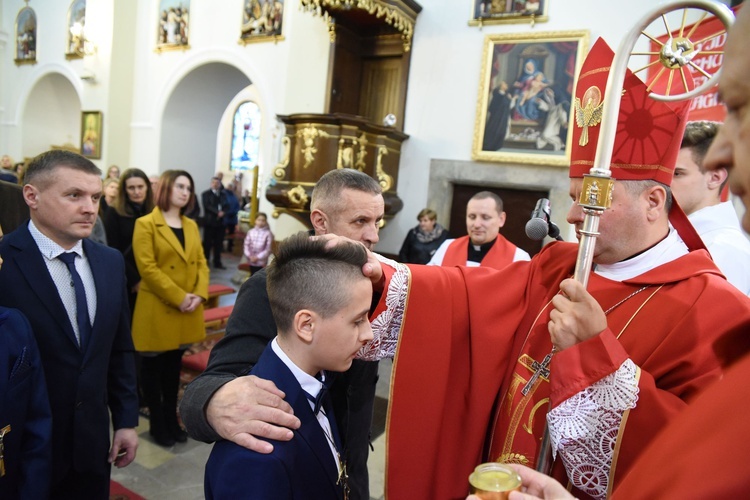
(28, 220, 97, 343)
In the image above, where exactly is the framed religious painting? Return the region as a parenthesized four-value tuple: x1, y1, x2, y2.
(65, 0, 86, 59)
(239, 0, 285, 45)
(156, 0, 190, 52)
(14, 5, 37, 65)
(81, 111, 103, 159)
(469, 0, 548, 27)
(472, 30, 588, 166)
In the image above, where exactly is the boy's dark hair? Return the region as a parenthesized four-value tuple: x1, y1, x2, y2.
(24, 150, 101, 189)
(266, 232, 369, 333)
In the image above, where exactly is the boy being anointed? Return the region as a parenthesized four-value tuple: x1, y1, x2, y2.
(205, 232, 373, 499)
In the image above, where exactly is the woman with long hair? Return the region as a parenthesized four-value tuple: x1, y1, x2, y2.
(131, 170, 208, 446)
(104, 168, 155, 315)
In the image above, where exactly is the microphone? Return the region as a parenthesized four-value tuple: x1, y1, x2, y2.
(525, 198, 562, 241)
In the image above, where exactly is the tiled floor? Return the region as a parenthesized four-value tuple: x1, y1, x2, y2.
(112, 250, 392, 500)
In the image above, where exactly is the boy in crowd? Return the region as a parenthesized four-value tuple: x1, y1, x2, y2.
(205, 233, 373, 499)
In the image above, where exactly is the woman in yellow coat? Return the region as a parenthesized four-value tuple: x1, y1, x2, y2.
(132, 170, 208, 447)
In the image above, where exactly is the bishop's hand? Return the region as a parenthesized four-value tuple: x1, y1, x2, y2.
(548, 278, 607, 351)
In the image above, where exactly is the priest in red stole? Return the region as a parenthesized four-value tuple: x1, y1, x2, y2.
(358, 38, 750, 500)
(428, 191, 530, 268)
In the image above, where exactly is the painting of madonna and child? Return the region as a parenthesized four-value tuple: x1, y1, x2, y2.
(472, 31, 588, 166)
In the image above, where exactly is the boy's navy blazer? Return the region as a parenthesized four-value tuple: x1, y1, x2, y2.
(205, 344, 345, 499)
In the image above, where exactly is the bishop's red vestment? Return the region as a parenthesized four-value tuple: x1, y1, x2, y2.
(613, 331, 750, 498)
(361, 239, 750, 499)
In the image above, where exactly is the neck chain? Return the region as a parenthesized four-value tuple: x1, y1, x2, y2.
(319, 409, 350, 500)
(603, 285, 650, 315)
(522, 283, 657, 393)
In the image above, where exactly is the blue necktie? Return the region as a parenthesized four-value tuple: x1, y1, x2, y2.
(305, 374, 330, 415)
(58, 252, 91, 348)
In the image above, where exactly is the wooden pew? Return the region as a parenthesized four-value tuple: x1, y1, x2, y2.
(206, 283, 235, 309)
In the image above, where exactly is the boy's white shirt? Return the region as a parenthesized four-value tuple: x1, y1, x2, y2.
(271, 337, 341, 473)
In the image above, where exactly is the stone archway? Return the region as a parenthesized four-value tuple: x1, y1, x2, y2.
(159, 62, 252, 189)
(22, 72, 81, 159)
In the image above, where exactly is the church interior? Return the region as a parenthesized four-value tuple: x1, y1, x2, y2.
(0, 0, 746, 499)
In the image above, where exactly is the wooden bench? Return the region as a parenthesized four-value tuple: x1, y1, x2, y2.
(206, 284, 235, 309)
(203, 304, 234, 339)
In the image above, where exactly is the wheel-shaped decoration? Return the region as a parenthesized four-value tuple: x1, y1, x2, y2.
(629, 0, 734, 102)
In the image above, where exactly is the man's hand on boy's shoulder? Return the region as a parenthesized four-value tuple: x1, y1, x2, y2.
(206, 375, 300, 453)
(311, 233, 385, 290)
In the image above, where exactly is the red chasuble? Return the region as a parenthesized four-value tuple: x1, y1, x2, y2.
(613, 323, 750, 497)
(373, 242, 750, 499)
(614, 352, 750, 498)
(441, 235, 518, 269)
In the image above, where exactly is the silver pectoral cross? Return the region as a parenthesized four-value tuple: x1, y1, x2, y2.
(521, 353, 553, 396)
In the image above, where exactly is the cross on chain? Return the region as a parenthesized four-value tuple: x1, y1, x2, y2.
(521, 353, 553, 396)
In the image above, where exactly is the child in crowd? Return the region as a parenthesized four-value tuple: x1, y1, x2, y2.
(243, 212, 273, 274)
(205, 232, 374, 499)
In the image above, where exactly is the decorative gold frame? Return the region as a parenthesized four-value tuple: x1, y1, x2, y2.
(472, 30, 588, 166)
(239, 0, 285, 45)
(14, 5, 37, 65)
(469, 0, 548, 27)
(80, 111, 103, 160)
(65, 0, 86, 60)
(155, 0, 191, 53)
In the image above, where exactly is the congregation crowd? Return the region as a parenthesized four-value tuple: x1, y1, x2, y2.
(2, 4, 750, 500)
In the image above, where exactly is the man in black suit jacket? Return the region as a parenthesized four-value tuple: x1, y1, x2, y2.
(201, 176, 229, 269)
(0, 150, 139, 499)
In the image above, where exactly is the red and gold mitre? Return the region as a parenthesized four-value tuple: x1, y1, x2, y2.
(569, 38, 693, 186)
(569, 38, 705, 251)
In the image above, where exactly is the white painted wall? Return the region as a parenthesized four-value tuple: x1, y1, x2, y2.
(0, 0, 739, 250)
(0, 0, 118, 169)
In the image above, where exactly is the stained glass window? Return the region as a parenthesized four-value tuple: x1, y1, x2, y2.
(230, 101, 261, 171)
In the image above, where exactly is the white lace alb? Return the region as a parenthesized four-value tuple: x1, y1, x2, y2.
(547, 359, 639, 499)
(358, 255, 409, 361)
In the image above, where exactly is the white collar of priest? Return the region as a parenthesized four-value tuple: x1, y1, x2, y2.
(468, 236, 498, 264)
(594, 227, 688, 282)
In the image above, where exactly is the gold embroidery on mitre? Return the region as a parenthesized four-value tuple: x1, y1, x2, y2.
(574, 86, 604, 146)
(496, 453, 530, 465)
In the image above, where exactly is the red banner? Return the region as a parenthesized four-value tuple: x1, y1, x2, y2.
(648, 5, 740, 122)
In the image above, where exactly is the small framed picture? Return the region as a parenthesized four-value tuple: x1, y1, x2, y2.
(65, 0, 87, 59)
(472, 30, 588, 166)
(14, 5, 37, 65)
(81, 111, 103, 159)
(469, 0, 548, 26)
(240, 0, 285, 45)
(156, 0, 190, 52)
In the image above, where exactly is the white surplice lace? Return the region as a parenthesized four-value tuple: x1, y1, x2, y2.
(547, 359, 640, 499)
(358, 255, 409, 361)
